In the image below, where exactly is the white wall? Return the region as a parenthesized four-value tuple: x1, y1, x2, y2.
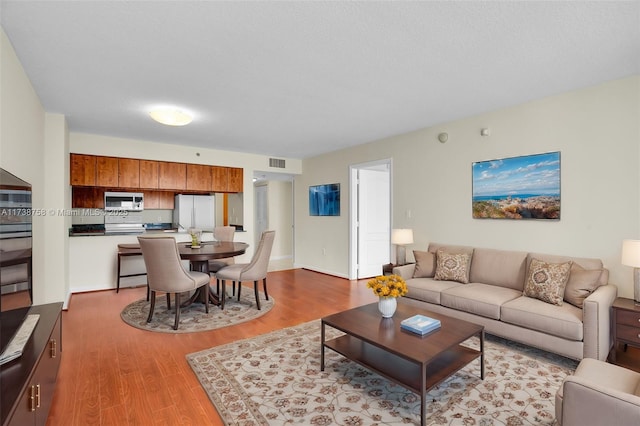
(296, 76, 640, 298)
(1, 28, 68, 305)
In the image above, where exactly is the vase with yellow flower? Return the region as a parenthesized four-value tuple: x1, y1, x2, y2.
(366, 274, 408, 318)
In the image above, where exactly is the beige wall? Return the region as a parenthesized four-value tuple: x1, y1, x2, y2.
(296, 76, 640, 299)
(1, 28, 68, 305)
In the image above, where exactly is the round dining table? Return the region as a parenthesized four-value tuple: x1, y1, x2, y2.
(178, 241, 248, 306)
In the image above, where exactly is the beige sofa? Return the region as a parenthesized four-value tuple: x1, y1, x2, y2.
(393, 243, 617, 361)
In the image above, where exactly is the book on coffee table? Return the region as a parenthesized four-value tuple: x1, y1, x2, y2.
(401, 314, 441, 335)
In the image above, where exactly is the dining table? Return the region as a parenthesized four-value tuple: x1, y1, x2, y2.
(178, 241, 248, 306)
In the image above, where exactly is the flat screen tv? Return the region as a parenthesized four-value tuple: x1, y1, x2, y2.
(309, 183, 340, 216)
(0, 168, 33, 356)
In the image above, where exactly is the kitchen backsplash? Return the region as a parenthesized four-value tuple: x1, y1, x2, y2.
(71, 209, 173, 225)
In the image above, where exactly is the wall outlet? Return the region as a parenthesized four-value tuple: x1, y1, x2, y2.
(322, 248, 326, 255)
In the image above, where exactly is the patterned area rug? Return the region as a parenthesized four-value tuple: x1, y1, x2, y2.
(187, 320, 578, 425)
(120, 290, 274, 333)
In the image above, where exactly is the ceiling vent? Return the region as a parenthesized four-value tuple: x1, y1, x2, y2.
(269, 158, 286, 169)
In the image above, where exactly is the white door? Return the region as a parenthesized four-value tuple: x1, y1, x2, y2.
(255, 185, 268, 244)
(357, 167, 390, 278)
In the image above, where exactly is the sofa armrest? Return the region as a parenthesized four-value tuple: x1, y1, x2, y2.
(582, 283, 618, 360)
(392, 264, 415, 280)
(561, 375, 640, 425)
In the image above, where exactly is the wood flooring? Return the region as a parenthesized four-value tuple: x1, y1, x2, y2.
(46, 269, 377, 425)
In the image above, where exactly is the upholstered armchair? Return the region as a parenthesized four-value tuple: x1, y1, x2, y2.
(555, 358, 640, 425)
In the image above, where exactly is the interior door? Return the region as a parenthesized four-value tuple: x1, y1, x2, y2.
(357, 168, 390, 278)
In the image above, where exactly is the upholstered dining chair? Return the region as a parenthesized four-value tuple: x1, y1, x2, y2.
(215, 230, 275, 310)
(137, 236, 210, 330)
(208, 226, 236, 294)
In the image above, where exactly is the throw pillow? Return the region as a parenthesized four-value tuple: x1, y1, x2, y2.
(563, 264, 603, 308)
(412, 250, 436, 278)
(524, 258, 572, 306)
(434, 250, 472, 284)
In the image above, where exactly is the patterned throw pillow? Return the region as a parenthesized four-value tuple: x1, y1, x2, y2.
(412, 250, 436, 278)
(434, 250, 472, 284)
(524, 258, 572, 306)
(563, 264, 603, 308)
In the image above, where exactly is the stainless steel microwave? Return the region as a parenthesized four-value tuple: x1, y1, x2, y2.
(104, 191, 144, 211)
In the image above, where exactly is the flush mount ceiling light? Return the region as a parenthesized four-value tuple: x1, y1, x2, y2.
(148, 107, 193, 126)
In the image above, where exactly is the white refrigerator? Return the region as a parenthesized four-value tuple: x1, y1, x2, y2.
(173, 194, 215, 231)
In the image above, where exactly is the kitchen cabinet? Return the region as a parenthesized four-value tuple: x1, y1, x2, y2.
(139, 160, 159, 189)
(143, 191, 175, 210)
(211, 166, 228, 192)
(212, 167, 243, 193)
(158, 161, 186, 190)
(70, 154, 96, 186)
(186, 164, 212, 192)
(1, 303, 62, 426)
(228, 167, 243, 192)
(72, 187, 104, 209)
(118, 158, 139, 188)
(96, 157, 119, 187)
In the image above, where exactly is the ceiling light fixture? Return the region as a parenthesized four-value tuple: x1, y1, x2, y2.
(149, 107, 193, 126)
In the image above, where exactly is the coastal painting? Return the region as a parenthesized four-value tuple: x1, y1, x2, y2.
(472, 152, 560, 220)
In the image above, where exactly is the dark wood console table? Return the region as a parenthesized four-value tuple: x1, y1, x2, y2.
(1, 303, 62, 426)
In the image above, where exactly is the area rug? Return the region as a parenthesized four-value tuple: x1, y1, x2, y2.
(120, 290, 274, 333)
(187, 320, 578, 425)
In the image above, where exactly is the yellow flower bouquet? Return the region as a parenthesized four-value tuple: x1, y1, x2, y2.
(367, 274, 408, 298)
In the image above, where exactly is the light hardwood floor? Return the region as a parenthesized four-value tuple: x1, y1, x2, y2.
(46, 269, 377, 425)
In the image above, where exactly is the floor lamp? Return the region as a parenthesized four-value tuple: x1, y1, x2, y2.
(391, 229, 413, 266)
(621, 239, 640, 304)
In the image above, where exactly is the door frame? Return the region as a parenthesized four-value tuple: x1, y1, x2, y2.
(349, 158, 393, 280)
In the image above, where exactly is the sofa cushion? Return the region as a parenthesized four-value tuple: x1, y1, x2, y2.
(434, 250, 472, 283)
(524, 258, 572, 305)
(564, 264, 603, 308)
(469, 248, 528, 290)
(501, 296, 583, 341)
(527, 252, 605, 284)
(440, 283, 522, 320)
(405, 277, 462, 304)
(412, 250, 436, 278)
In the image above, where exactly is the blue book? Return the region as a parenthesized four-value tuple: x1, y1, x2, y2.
(401, 314, 441, 335)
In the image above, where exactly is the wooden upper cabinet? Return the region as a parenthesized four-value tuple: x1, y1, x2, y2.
(72, 187, 104, 209)
(211, 166, 228, 192)
(186, 164, 212, 191)
(228, 167, 243, 192)
(70, 154, 96, 186)
(158, 161, 186, 190)
(96, 156, 119, 187)
(139, 160, 159, 189)
(118, 158, 140, 188)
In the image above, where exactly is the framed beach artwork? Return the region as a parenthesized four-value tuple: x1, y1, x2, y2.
(472, 151, 561, 220)
(309, 183, 340, 216)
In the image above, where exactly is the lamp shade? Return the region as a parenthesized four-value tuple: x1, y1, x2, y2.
(391, 229, 413, 245)
(621, 239, 640, 267)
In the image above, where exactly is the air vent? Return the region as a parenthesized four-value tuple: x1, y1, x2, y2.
(269, 158, 286, 168)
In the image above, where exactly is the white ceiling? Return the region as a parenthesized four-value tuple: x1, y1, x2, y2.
(1, 1, 638, 159)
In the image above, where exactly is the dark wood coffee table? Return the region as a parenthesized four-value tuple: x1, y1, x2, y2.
(321, 301, 484, 426)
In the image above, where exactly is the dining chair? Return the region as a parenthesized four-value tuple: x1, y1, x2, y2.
(137, 236, 210, 330)
(215, 230, 275, 310)
(208, 226, 236, 294)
